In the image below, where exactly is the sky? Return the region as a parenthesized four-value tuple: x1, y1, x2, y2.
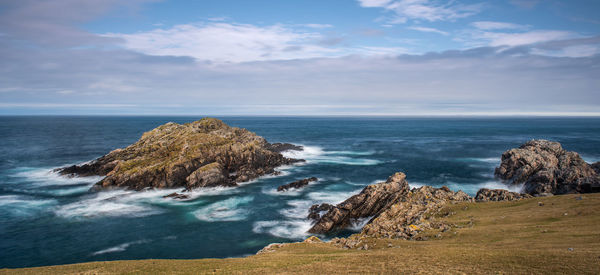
(0, 0, 599, 116)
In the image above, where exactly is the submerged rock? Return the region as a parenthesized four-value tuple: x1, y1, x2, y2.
(277, 177, 318, 192)
(56, 118, 303, 191)
(267, 143, 304, 153)
(475, 188, 532, 202)
(495, 140, 600, 195)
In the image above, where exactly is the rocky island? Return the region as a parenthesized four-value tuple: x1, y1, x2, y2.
(57, 118, 303, 191)
(495, 139, 600, 195)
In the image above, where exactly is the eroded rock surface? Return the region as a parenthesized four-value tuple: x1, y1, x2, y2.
(495, 140, 600, 195)
(277, 177, 318, 192)
(308, 172, 410, 234)
(475, 188, 532, 202)
(307, 203, 335, 221)
(56, 118, 303, 190)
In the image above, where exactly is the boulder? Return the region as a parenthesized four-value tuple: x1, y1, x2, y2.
(267, 143, 304, 153)
(277, 177, 318, 192)
(56, 118, 303, 191)
(475, 188, 532, 202)
(495, 140, 600, 195)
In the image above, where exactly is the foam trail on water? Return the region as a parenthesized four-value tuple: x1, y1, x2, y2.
(91, 240, 150, 256)
(10, 167, 102, 186)
(0, 195, 57, 218)
(193, 196, 254, 222)
(54, 189, 172, 219)
(252, 220, 312, 239)
(281, 145, 382, 166)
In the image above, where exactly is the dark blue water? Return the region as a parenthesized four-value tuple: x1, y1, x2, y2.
(1, 116, 599, 268)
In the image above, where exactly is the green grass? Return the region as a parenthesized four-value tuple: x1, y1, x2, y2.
(3, 193, 600, 274)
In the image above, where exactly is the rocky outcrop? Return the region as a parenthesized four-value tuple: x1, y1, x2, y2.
(307, 203, 335, 221)
(308, 172, 410, 234)
(359, 185, 472, 239)
(475, 188, 532, 202)
(267, 143, 304, 153)
(277, 177, 318, 192)
(495, 140, 600, 195)
(56, 118, 303, 191)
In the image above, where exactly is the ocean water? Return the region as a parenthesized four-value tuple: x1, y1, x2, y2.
(1, 116, 600, 268)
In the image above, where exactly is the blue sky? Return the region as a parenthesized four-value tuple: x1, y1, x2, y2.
(0, 0, 599, 115)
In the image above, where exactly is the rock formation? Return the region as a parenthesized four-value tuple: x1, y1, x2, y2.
(277, 177, 318, 192)
(495, 140, 600, 195)
(56, 118, 303, 190)
(307, 203, 335, 221)
(475, 188, 532, 202)
(308, 172, 410, 234)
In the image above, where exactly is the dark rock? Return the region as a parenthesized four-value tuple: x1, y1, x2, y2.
(308, 172, 410, 234)
(474, 188, 532, 202)
(307, 203, 335, 220)
(163, 192, 190, 200)
(277, 177, 318, 192)
(495, 140, 600, 195)
(267, 143, 304, 153)
(55, 118, 302, 191)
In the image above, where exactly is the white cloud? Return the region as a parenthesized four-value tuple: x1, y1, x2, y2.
(471, 21, 528, 30)
(105, 21, 411, 63)
(301, 24, 334, 29)
(358, 0, 392, 7)
(105, 22, 341, 63)
(358, 0, 483, 23)
(481, 30, 576, 47)
(407, 26, 449, 35)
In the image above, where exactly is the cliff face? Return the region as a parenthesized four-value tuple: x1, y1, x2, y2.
(495, 140, 600, 195)
(57, 118, 302, 190)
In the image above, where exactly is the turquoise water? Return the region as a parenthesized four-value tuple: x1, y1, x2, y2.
(1, 116, 599, 268)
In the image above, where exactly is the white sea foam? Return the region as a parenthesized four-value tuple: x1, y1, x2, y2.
(581, 155, 600, 164)
(281, 145, 382, 166)
(91, 239, 150, 256)
(0, 195, 57, 217)
(54, 189, 169, 219)
(11, 167, 102, 186)
(252, 220, 312, 239)
(408, 180, 523, 196)
(349, 216, 374, 231)
(193, 196, 254, 222)
(307, 188, 362, 205)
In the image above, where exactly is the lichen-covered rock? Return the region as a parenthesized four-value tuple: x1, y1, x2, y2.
(495, 140, 600, 195)
(308, 172, 411, 234)
(475, 188, 532, 202)
(277, 177, 318, 192)
(56, 118, 303, 190)
(360, 185, 472, 239)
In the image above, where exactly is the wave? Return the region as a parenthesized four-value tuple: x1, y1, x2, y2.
(54, 189, 170, 219)
(281, 145, 382, 166)
(10, 167, 102, 186)
(0, 195, 57, 218)
(252, 220, 312, 240)
(193, 196, 254, 222)
(307, 188, 362, 204)
(91, 239, 150, 256)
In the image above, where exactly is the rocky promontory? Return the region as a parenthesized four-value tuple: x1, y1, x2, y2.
(495, 139, 600, 195)
(308, 172, 532, 240)
(57, 118, 303, 190)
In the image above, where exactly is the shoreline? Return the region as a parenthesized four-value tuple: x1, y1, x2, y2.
(3, 193, 599, 274)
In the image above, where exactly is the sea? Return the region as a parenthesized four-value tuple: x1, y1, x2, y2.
(1, 116, 599, 268)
